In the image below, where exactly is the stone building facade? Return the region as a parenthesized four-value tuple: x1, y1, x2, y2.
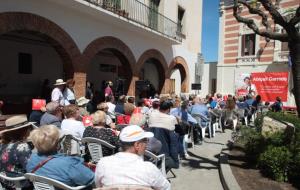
(0, 0, 202, 110)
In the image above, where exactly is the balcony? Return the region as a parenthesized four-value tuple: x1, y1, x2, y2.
(84, 0, 182, 41)
(273, 50, 289, 64)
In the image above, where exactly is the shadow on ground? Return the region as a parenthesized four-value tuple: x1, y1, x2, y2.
(179, 151, 219, 170)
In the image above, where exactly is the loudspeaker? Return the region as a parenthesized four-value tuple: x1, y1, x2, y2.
(191, 83, 201, 90)
(135, 80, 151, 92)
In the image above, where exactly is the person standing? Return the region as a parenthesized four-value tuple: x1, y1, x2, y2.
(85, 81, 93, 100)
(63, 79, 76, 105)
(104, 81, 114, 98)
(51, 79, 66, 106)
(271, 96, 283, 112)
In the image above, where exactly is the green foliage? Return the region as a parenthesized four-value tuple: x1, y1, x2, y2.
(239, 112, 300, 185)
(239, 126, 266, 163)
(254, 113, 264, 132)
(258, 146, 292, 182)
(265, 132, 285, 147)
(288, 152, 300, 188)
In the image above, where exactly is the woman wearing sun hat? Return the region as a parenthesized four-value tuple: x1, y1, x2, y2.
(0, 115, 34, 188)
(51, 79, 66, 106)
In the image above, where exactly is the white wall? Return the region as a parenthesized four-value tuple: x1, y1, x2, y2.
(172, 45, 197, 89)
(0, 0, 203, 94)
(0, 0, 174, 64)
(0, 38, 63, 99)
(170, 69, 181, 95)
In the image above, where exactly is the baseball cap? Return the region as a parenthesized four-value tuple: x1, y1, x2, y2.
(120, 125, 153, 142)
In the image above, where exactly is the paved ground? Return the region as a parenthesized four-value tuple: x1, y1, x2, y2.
(169, 130, 232, 190)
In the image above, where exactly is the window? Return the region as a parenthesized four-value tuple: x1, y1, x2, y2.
(18, 53, 32, 74)
(178, 7, 185, 33)
(99, 64, 117, 73)
(241, 34, 256, 56)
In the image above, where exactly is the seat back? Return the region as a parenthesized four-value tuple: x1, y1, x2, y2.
(148, 127, 179, 169)
(60, 134, 82, 156)
(144, 150, 166, 177)
(236, 108, 245, 118)
(191, 113, 209, 127)
(191, 114, 201, 125)
(81, 137, 116, 163)
(0, 173, 26, 190)
(24, 173, 86, 190)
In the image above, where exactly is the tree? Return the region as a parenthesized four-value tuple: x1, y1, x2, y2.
(233, 0, 300, 116)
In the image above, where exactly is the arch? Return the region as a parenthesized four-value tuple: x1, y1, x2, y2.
(0, 12, 82, 78)
(83, 36, 136, 71)
(136, 49, 168, 93)
(82, 36, 136, 94)
(167, 56, 189, 93)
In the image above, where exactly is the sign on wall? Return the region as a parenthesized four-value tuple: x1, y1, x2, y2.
(235, 72, 288, 102)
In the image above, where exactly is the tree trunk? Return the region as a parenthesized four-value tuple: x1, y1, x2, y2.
(289, 39, 300, 117)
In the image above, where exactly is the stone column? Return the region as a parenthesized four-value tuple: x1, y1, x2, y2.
(127, 75, 139, 97)
(73, 72, 86, 98)
(161, 78, 172, 95)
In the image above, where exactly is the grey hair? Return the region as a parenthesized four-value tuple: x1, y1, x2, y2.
(46, 102, 60, 114)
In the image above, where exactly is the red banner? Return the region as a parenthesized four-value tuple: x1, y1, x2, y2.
(32, 99, 46, 111)
(82, 116, 93, 127)
(251, 72, 288, 102)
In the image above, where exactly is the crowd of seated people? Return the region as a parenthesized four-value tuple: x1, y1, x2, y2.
(0, 79, 287, 190)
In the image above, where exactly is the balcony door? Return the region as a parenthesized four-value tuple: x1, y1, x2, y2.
(149, 0, 160, 30)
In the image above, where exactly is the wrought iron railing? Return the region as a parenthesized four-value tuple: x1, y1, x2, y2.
(85, 0, 182, 41)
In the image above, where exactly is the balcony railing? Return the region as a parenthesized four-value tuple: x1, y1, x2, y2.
(85, 0, 182, 41)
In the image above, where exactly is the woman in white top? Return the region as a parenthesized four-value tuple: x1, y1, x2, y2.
(61, 104, 85, 139)
(63, 79, 76, 105)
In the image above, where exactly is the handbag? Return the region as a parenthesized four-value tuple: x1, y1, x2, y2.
(31, 157, 54, 173)
(175, 122, 189, 136)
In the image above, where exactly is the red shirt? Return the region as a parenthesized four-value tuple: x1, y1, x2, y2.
(117, 115, 131, 124)
(105, 86, 113, 97)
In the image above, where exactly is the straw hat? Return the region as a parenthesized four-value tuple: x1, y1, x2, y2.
(54, 79, 66, 86)
(0, 115, 34, 134)
(77, 97, 90, 106)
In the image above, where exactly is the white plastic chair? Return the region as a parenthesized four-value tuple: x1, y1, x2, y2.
(24, 173, 86, 190)
(144, 150, 166, 177)
(81, 137, 116, 163)
(186, 125, 194, 149)
(59, 134, 83, 156)
(0, 173, 26, 190)
(236, 108, 248, 126)
(209, 110, 222, 134)
(219, 109, 239, 131)
(192, 114, 212, 138)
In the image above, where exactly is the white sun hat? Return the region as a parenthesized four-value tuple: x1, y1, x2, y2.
(54, 79, 66, 86)
(120, 125, 154, 142)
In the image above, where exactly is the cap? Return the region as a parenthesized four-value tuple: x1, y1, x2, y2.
(119, 125, 153, 142)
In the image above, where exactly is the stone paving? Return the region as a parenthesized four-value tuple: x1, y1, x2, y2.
(169, 130, 232, 190)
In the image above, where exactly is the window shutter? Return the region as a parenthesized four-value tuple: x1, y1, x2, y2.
(241, 35, 246, 56)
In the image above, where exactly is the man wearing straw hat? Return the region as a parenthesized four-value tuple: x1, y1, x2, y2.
(51, 79, 66, 106)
